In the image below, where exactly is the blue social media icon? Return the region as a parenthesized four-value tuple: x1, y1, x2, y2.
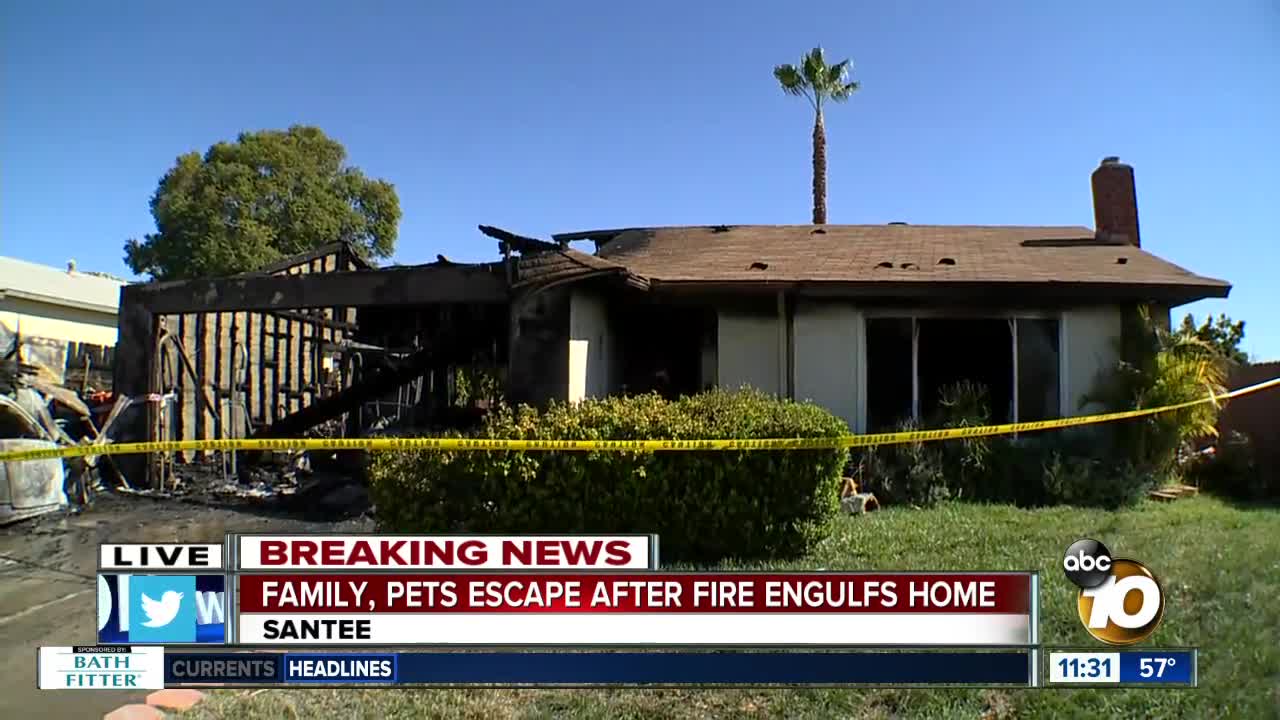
(129, 575, 197, 643)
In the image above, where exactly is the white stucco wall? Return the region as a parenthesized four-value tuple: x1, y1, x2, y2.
(568, 289, 613, 403)
(793, 301, 861, 429)
(717, 310, 781, 395)
(1062, 307, 1123, 416)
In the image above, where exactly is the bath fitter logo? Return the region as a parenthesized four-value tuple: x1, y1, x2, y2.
(98, 574, 226, 644)
(38, 646, 165, 690)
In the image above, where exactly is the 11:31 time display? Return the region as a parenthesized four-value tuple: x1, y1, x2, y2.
(1058, 655, 1112, 679)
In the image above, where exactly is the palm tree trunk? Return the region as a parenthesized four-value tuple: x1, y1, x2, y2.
(812, 108, 827, 224)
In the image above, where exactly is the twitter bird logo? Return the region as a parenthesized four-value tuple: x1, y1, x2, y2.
(141, 591, 184, 627)
(130, 576, 197, 642)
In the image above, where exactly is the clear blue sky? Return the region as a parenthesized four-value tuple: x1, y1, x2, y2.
(3, 1, 1278, 358)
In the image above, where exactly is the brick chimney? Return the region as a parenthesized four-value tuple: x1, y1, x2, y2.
(1091, 156, 1140, 246)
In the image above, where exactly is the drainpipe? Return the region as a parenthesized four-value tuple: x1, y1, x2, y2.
(1009, 318, 1019, 424)
(911, 319, 920, 420)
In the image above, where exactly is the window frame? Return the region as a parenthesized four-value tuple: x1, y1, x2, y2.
(857, 309, 1067, 431)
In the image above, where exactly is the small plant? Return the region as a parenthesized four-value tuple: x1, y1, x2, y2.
(453, 364, 504, 408)
(934, 381, 992, 499)
(1185, 431, 1275, 502)
(856, 419, 951, 507)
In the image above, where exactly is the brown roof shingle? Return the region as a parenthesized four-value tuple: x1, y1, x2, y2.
(585, 224, 1228, 297)
(514, 247, 633, 289)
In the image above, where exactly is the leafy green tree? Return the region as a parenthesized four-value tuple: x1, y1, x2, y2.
(774, 47, 859, 225)
(1178, 313, 1247, 364)
(125, 125, 400, 280)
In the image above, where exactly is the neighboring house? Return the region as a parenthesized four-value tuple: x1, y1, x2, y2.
(0, 256, 125, 387)
(490, 156, 1230, 432)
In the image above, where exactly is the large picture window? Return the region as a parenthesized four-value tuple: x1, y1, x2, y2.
(864, 314, 1061, 430)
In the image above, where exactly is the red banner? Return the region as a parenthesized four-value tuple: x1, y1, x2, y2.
(237, 572, 1031, 614)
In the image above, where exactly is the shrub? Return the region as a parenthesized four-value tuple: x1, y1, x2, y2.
(1085, 306, 1228, 476)
(1040, 448, 1154, 509)
(854, 375, 1164, 509)
(367, 389, 848, 563)
(854, 382, 990, 507)
(854, 419, 950, 507)
(973, 427, 1155, 509)
(1185, 431, 1277, 502)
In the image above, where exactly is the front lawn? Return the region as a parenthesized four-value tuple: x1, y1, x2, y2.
(186, 497, 1279, 719)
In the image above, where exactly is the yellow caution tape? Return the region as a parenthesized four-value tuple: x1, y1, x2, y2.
(2, 378, 1277, 463)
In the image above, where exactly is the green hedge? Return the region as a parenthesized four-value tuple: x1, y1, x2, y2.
(368, 390, 849, 562)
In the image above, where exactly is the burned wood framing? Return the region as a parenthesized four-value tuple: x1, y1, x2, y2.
(112, 242, 523, 488)
(249, 346, 436, 441)
(271, 308, 359, 332)
(129, 264, 507, 315)
(110, 227, 647, 489)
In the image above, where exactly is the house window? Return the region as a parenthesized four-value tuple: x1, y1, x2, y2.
(918, 318, 1015, 424)
(866, 318, 914, 431)
(864, 314, 1061, 430)
(616, 305, 712, 398)
(1015, 318, 1061, 421)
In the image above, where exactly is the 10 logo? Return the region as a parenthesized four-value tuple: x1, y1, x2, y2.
(1062, 538, 1164, 645)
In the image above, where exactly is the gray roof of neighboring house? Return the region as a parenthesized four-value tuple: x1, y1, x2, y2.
(0, 256, 126, 314)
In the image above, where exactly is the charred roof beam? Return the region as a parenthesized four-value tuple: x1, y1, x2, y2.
(479, 225, 562, 255)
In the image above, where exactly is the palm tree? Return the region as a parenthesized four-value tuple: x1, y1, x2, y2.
(774, 48, 859, 224)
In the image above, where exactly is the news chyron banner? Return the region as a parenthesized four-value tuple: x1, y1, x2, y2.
(52, 534, 1049, 688)
(230, 534, 1034, 647)
(44, 533, 1204, 689)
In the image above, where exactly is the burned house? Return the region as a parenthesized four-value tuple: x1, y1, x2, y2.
(509, 158, 1230, 431)
(112, 157, 1230, 488)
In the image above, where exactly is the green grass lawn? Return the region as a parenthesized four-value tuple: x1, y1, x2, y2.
(186, 497, 1279, 719)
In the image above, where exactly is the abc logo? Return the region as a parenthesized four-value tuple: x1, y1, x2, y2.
(1062, 538, 1164, 645)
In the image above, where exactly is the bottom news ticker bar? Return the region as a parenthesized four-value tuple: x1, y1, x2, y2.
(162, 651, 1033, 687)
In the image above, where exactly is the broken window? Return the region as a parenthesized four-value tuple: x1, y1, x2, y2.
(865, 318, 913, 431)
(616, 305, 711, 399)
(918, 318, 1014, 424)
(1015, 318, 1060, 421)
(863, 314, 1061, 429)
